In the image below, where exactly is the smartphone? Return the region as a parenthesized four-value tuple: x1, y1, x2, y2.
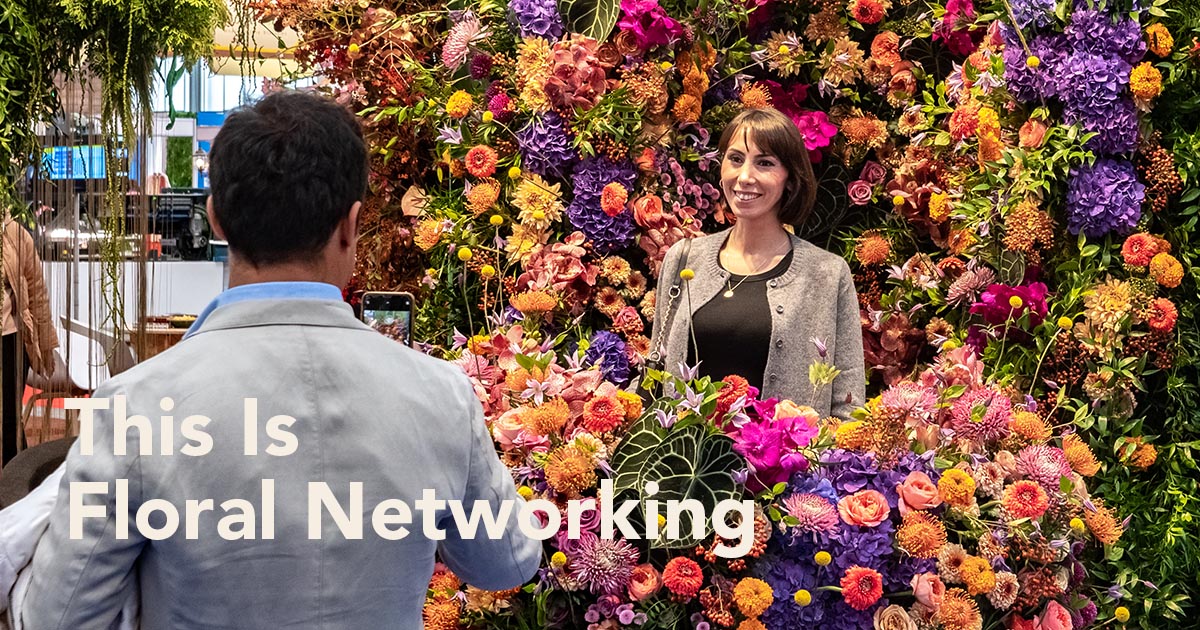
(360, 291, 415, 347)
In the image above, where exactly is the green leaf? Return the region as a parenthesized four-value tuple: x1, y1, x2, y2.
(559, 0, 621, 41)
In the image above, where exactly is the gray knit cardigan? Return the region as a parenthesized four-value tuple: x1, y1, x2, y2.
(648, 228, 866, 419)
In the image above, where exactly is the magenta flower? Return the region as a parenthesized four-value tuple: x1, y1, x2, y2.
(969, 282, 1048, 328)
(794, 110, 838, 153)
(617, 0, 685, 49)
(734, 422, 783, 473)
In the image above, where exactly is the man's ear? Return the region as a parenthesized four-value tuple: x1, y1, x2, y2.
(206, 197, 226, 240)
(341, 201, 362, 247)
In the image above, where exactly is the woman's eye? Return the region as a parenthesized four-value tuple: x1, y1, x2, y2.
(758, 160, 777, 168)
(728, 155, 743, 164)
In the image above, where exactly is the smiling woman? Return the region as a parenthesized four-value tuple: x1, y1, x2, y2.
(647, 107, 866, 419)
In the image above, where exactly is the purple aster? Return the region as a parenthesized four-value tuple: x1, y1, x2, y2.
(1066, 9, 1146, 64)
(508, 0, 565, 40)
(1003, 32, 1068, 102)
(1064, 97, 1140, 156)
(517, 112, 577, 180)
(566, 156, 639, 252)
(569, 535, 640, 595)
(584, 330, 632, 385)
(1065, 158, 1144, 237)
(1011, 0, 1055, 29)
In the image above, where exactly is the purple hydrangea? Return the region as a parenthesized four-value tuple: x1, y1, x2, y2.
(1056, 51, 1130, 117)
(517, 112, 577, 180)
(584, 330, 632, 385)
(1064, 96, 1140, 155)
(1066, 158, 1145, 237)
(508, 0, 565, 40)
(757, 555, 876, 630)
(1003, 32, 1068, 102)
(1066, 9, 1146, 64)
(567, 156, 639, 253)
(1011, 0, 1055, 29)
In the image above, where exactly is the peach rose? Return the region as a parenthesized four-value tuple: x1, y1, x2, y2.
(774, 400, 820, 424)
(1019, 119, 1049, 149)
(628, 563, 661, 601)
(1039, 601, 1073, 630)
(896, 471, 942, 516)
(491, 408, 526, 450)
(911, 572, 945, 611)
(838, 489, 891, 527)
(874, 604, 917, 630)
(632, 194, 665, 228)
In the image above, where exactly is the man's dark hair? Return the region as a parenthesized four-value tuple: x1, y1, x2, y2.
(208, 90, 367, 266)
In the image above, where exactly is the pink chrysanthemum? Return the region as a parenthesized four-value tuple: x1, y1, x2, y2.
(880, 382, 939, 424)
(570, 536, 640, 595)
(1015, 444, 1072, 487)
(950, 388, 1012, 443)
(781, 493, 840, 534)
(442, 13, 483, 70)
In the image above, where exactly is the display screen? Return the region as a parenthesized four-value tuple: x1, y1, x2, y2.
(362, 308, 411, 346)
(41, 145, 107, 180)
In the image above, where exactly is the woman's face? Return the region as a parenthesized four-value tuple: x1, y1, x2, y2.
(720, 129, 789, 223)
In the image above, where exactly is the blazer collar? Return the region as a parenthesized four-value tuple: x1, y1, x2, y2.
(188, 298, 367, 336)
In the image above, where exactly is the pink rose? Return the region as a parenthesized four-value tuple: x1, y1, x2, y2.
(911, 572, 945, 611)
(848, 180, 874, 206)
(896, 471, 943, 515)
(1019, 118, 1049, 149)
(628, 563, 662, 601)
(837, 489, 891, 527)
(861, 161, 887, 185)
(491, 408, 526, 450)
(1039, 601, 1073, 630)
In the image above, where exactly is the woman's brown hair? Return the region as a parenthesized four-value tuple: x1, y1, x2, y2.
(717, 107, 818, 228)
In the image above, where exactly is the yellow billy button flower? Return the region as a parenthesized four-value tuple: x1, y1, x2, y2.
(1070, 517, 1086, 534)
(778, 44, 790, 55)
(481, 110, 494, 123)
(480, 265, 496, 278)
(814, 551, 832, 566)
(1115, 606, 1130, 623)
(893, 194, 906, 207)
(550, 551, 567, 568)
(680, 268, 695, 281)
(657, 514, 667, 529)
(793, 589, 812, 606)
(508, 166, 522, 179)
(1009, 295, 1024, 309)
(517, 486, 533, 499)
(489, 214, 504, 226)
(457, 247, 473, 261)
(348, 43, 360, 55)
(659, 61, 673, 71)
(942, 339, 961, 351)
(1058, 316, 1074, 330)
(1026, 55, 1040, 68)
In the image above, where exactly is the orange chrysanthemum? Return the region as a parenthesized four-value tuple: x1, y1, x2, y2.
(959, 556, 996, 595)
(948, 101, 981, 142)
(855, 232, 891, 266)
(467, 178, 501, 215)
(511, 290, 557, 314)
(935, 588, 983, 630)
(841, 114, 890, 148)
(672, 94, 702, 123)
(465, 145, 499, 178)
(521, 398, 571, 435)
(616, 390, 644, 420)
(582, 395, 626, 433)
(840, 566, 884, 610)
(1125, 437, 1158, 470)
(423, 599, 463, 630)
(600, 256, 632, 284)
(938, 468, 977, 508)
(740, 82, 773, 109)
(662, 557, 704, 598)
(896, 511, 948, 558)
(1130, 62, 1163, 102)
(1010, 410, 1051, 443)
(601, 182, 629, 217)
(733, 577, 775, 618)
(1002, 480, 1049, 520)
(1063, 433, 1101, 476)
(544, 445, 597, 497)
(871, 31, 901, 67)
(1083, 499, 1123, 546)
(446, 90, 474, 119)
(1149, 252, 1183, 288)
(737, 620, 767, 630)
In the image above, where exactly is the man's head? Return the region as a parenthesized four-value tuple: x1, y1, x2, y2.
(208, 90, 367, 286)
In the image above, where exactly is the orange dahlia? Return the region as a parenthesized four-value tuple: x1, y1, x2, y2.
(601, 182, 629, 217)
(582, 395, 626, 433)
(1125, 437, 1158, 470)
(1002, 480, 1049, 520)
(842, 114, 890, 148)
(733, 577, 775, 617)
(896, 511, 947, 558)
(1063, 433, 1101, 476)
(848, 0, 889, 25)
(840, 566, 884, 610)
(1121, 233, 1160, 266)
(663, 557, 704, 598)
(1149, 252, 1183, 288)
(465, 145, 499, 178)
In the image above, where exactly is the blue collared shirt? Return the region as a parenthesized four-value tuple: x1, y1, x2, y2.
(185, 281, 344, 339)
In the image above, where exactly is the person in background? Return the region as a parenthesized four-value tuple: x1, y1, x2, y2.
(20, 90, 540, 629)
(648, 107, 866, 419)
(2, 211, 59, 465)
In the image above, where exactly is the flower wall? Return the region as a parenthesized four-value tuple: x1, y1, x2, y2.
(247, 0, 1200, 627)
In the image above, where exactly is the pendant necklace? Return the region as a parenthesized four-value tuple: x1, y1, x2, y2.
(723, 251, 784, 298)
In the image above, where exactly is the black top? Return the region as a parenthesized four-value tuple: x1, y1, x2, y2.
(688, 248, 794, 392)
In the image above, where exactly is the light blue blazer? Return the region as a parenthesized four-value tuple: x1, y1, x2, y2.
(21, 298, 540, 629)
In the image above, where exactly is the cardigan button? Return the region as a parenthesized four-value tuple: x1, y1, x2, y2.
(775, 305, 784, 314)
(769, 280, 778, 288)
(775, 339, 783, 348)
(769, 374, 778, 382)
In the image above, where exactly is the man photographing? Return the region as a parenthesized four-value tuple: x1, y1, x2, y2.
(20, 90, 540, 629)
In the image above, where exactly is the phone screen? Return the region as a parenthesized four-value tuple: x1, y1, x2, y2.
(361, 293, 413, 346)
